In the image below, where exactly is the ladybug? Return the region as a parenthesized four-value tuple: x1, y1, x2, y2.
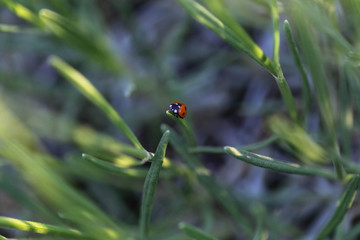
(169, 102, 187, 119)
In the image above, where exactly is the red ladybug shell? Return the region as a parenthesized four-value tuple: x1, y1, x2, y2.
(169, 102, 187, 119)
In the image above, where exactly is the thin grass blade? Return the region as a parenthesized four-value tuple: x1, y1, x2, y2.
(166, 110, 196, 146)
(82, 153, 147, 178)
(0, 0, 43, 27)
(269, 0, 298, 122)
(283, 20, 311, 121)
(140, 130, 170, 240)
(189, 135, 278, 154)
(344, 62, 360, 115)
(270, 0, 280, 65)
(0, 216, 86, 239)
(224, 147, 336, 179)
(316, 175, 360, 240)
(39, 9, 121, 73)
(269, 115, 327, 165)
(290, 3, 344, 178)
(161, 124, 253, 237)
(0, 140, 128, 240)
(179, 222, 218, 240)
(48, 56, 148, 157)
(177, 0, 276, 75)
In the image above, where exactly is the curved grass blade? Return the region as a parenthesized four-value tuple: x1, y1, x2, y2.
(0, 139, 128, 240)
(270, 0, 280, 65)
(269, 115, 327, 165)
(48, 56, 149, 159)
(284, 20, 311, 121)
(0, 0, 43, 27)
(177, 0, 276, 75)
(316, 175, 360, 240)
(140, 130, 170, 240)
(161, 124, 253, 237)
(290, 3, 344, 178)
(269, 0, 298, 122)
(224, 147, 336, 179)
(251, 203, 269, 240)
(73, 126, 148, 160)
(0, 24, 42, 34)
(292, 1, 352, 52)
(39, 9, 121, 73)
(344, 62, 360, 115)
(189, 135, 278, 154)
(166, 110, 196, 146)
(82, 153, 147, 178)
(179, 222, 218, 240)
(0, 216, 86, 239)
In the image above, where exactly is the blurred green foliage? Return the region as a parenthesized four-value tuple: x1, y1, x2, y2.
(1, 0, 360, 239)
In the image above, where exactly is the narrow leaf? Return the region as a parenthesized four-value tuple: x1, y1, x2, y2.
(161, 124, 253, 237)
(39, 9, 121, 72)
(0, 0, 43, 27)
(224, 147, 336, 179)
(82, 153, 147, 178)
(270, 0, 280, 65)
(0, 216, 86, 239)
(189, 135, 278, 154)
(48, 56, 148, 157)
(166, 110, 196, 146)
(269, 115, 327, 165)
(290, 6, 344, 178)
(284, 20, 311, 121)
(179, 222, 218, 240)
(140, 130, 170, 240)
(316, 175, 360, 240)
(177, 0, 276, 75)
(269, 0, 298, 122)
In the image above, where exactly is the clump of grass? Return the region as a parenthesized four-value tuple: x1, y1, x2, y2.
(0, 0, 360, 239)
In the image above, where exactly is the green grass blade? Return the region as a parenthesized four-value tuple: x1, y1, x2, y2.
(344, 62, 360, 115)
(224, 147, 336, 179)
(283, 20, 311, 121)
(0, 216, 86, 239)
(73, 126, 149, 159)
(178, 222, 218, 240)
(39, 9, 121, 73)
(0, 0, 43, 27)
(0, 24, 41, 34)
(269, 115, 327, 165)
(269, 0, 298, 122)
(251, 204, 269, 240)
(291, 7, 344, 178)
(189, 135, 278, 154)
(270, 0, 280, 65)
(0, 139, 128, 239)
(293, 1, 352, 52)
(339, 61, 353, 159)
(82, 153, 147, 178)
(166, 110, 196, 146)
(291, 4, 333, 129)
(273, 72, 298, 122)
(177, 0, 276, 75)
(161, 124, 253, 237)
(178, 0, 297, 122)
(316, 175, 360, 240)
(48, 56, 149, 158)
(140, 130, 170, 240)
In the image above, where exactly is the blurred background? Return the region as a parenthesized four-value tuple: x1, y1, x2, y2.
(1, 0, 360, 239)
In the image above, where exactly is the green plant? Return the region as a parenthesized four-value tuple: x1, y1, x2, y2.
(0, 0, 360, 239)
